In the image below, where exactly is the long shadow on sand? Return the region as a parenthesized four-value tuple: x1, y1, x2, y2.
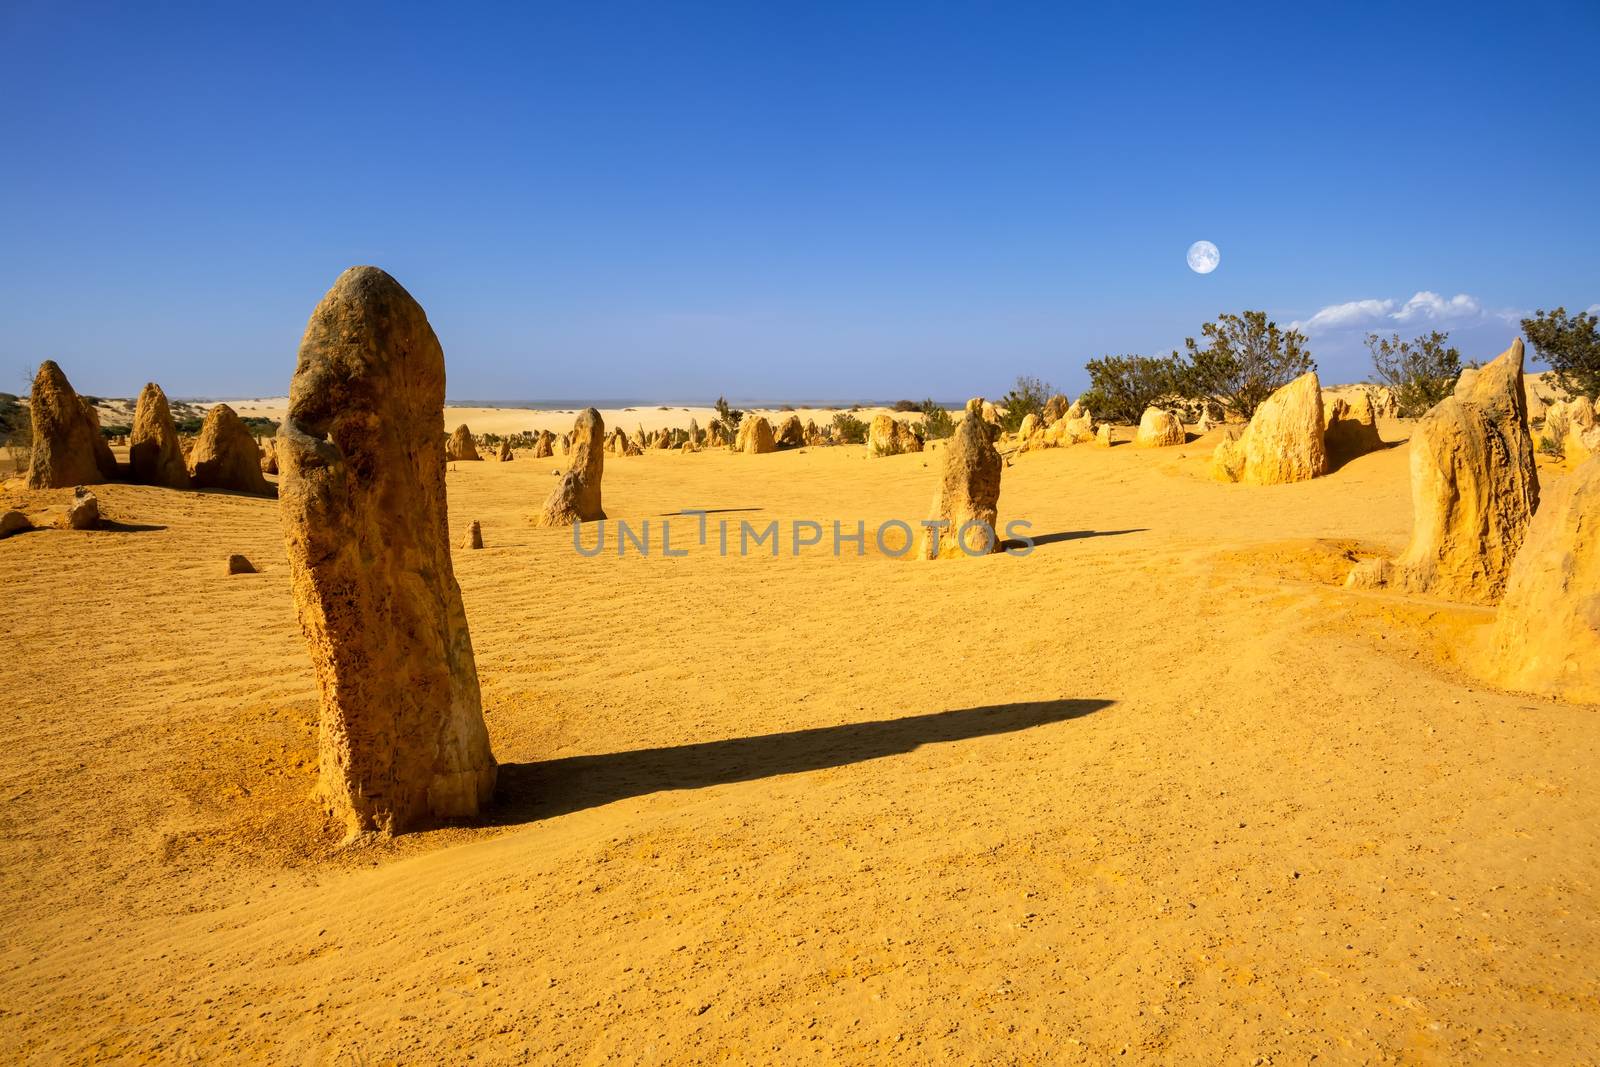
(1006, 528, 1146, 550)
(98, 520, 168, 533)
(491, 698, 1112, 823)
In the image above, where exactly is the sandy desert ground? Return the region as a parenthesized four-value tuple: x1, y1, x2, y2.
(224, 400, 911, 439)
(2, 421, 1598, 1064)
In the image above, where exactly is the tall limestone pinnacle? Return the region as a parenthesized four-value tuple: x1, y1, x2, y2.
(277, 266, 496, 836)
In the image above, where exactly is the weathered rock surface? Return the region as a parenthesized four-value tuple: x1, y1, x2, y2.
(1095, 423, 1113, 447)
(1346, 340, 1539, 604)
(868, 415, 923, 457)
(462, 520, 484, 549)
(65, 486, 98, 529)
(921, 411, 1002, 559)
(737, 415, 777, 455)
(1057, 411, 1096, 445)
(129, 382, 191, 489)
(1482, 454, 1600, 703)
(277, 266, 496, 835)
(1323, 389, 1383, 468)
(446, 424, 480, 461)
(537, 408, 606, 525)
(189, 404, 271, 495)
(1543, 397, 1598, 463)
(82, 401, 117, 479)
(1210, 372, 1327, 485)
(775, 414, 805, 448)
(1133, 407, 1186, 448)
(26, 361, 112, 489)
(1042, 394, 1069, 426)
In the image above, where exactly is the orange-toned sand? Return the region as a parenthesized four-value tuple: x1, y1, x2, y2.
(3, 424, 1598, 1063)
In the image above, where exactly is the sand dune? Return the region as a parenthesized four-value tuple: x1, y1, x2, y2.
(2, 429, 1598, 1062)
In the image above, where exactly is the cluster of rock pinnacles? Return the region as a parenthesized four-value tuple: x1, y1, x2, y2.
(23, 265, 1579, 834)
(25, 361, 274, 497)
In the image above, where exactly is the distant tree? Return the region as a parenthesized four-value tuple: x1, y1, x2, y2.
(1078, 353, 1189, 424)
(996, 375, 1055, 433)
(890, 399, 919, 413)
(1185, 311, 1315, 419)
(0, 392, 23, 438)
(1364, 330, 1462, 417)
(2, 368, 33, 474)
(712, 395, 744, 442)
(919, 398, 956, 439)
(1522, 306, 1600, 401)
(831, 411, 868, 444)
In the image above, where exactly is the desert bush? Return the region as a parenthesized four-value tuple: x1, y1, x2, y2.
(996, 375, 1055, 433)
(0, 392, 23, 436)
(712, 395, 743, 442)
(1078, 353, 1188, 424)
(919, 399, 956, 439)
(891, 399, 919, 413)
(1185, 310, 1314, 419)
(2, 383, 31, 474)
(1522, 307, 1600, 401)
(832, 411, 868, 444)
(1364, 330, 1461, 417)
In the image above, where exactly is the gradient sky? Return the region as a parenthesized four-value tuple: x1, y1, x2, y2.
(2, 1, 1597, 403)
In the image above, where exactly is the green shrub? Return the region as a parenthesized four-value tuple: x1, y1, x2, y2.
(891, 399, 919, 413)
(0, 392, 23, 438)
(832, 411, 868, 444)
(1184, 310, 1314, 418)
(1078, 353, 1188, 424)
(1364, 331, 1461, 417)
(713, 395, 744, 442)
(996, 375, 1055, 433)
(919, 399, 956, 439)
(1523, 307, 1600, 401)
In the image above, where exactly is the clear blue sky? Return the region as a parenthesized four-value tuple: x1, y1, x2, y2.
(2, 1, 1596, 403)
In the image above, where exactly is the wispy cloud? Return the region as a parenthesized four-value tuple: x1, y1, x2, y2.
(1290, 290, 1502, 334)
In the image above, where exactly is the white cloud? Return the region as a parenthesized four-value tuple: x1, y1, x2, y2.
(1291, 290, 1490, 334)
(1392, 291, 1481, 322)
(1587, 303, 1600, 315)
(1289, 298, 1394, 333)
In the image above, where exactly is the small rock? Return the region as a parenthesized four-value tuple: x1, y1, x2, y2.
(462, 520, 484, 550)
(227, 554, 256, 574)
(65, 487, 99, 530)
(1, 509, 32, 538)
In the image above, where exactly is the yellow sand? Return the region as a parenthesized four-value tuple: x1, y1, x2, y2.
(2, 426, 1598, 1063)
(226, 399, 911, 437)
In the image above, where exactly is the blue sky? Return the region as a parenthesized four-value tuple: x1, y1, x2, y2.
(2, 1, 1596, 402)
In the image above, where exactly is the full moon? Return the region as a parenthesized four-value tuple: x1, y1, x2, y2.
(1187, 240, 1220, 274)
